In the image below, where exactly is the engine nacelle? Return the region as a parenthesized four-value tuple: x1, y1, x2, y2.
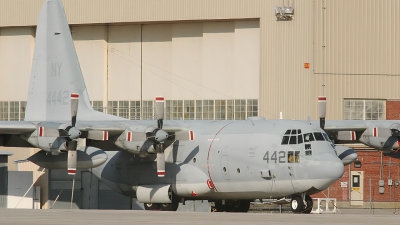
(136, 184, 172, 203)
(24, 122, 70, 152)
(335, 145, 358, 166)
(359, 127, 400, 152)
(28, 146, 107, 169)
(115, 127, 157, 157)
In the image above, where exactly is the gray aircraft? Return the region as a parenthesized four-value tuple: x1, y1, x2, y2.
(1, 0, 356, 213)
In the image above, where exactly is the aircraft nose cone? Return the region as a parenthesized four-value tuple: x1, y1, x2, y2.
(324, 154, 345, 179)
(311, 153, 345, 191)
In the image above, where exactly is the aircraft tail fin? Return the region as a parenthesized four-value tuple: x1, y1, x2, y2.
(24, 0, 123, 122)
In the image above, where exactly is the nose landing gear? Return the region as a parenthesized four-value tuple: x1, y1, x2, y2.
(290, 194, 313, 214)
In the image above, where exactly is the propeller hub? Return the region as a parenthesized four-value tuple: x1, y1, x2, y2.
(68, 127, 81, 140)
(155, 129, 168, 143)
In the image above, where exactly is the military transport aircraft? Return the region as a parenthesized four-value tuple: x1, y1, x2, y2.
(1, 0, 356, 213)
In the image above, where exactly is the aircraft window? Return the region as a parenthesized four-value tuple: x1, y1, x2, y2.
(305, 144, 312, 156)
(288, 151, 294, 163)
(322, 133, 331, 142)
(297, 135, 303, 144)
(282, 129, 303, 145)
(313, 132, 325, 141)
(281, 136, 290, 145)
(295, 151, 300, 163)
(303, 133, 314, 142)
(289, 136, 297, 144)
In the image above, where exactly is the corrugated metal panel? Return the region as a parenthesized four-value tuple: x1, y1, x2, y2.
(0, 0, 42, 27)
(314, 0, 400, 119)
(260, 0, 316, 119)
(0, 0, 262, 26)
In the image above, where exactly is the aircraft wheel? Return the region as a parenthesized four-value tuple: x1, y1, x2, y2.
(213, 201, 226, 212)
(226, 200, 250, 212)
(144, 203, 160, 211)
(290, 195, 304, 213)
(302, 195, 313, 214)
(159, 201, 179, 211)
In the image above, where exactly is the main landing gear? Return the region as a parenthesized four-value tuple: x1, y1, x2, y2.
(290, 194, 313, 214)
(143, 200, 179, 211)
(211, 200, 251, 212)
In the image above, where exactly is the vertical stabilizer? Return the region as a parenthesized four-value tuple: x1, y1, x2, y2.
(25, 0, 122, 122)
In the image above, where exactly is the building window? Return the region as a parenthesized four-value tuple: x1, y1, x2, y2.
(196, 100, 202, 120)
(92, 101, 104, 112)
(118, 101, 129, 119)
(234, 99, 246, 120)
(107, 101, 118, 116)
(0, 102, 8, 121)
(166, 100, 183, 120)
(226, 100, 234, 120)
(247, 99, 258, 117)
(215, 100, 226, 120)
(203, 100, 214, 120)
(142, 100, 153, 120)
(20, 101, 26, 121)
(344, 99, 386, 120)
(184, 100, 195, 120)
(130, 101, 141, 120)
(9, 101, 19, 121)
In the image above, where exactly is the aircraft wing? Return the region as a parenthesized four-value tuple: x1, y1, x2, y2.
(0, 121, 37, 134)
(311, 119, 400, 155)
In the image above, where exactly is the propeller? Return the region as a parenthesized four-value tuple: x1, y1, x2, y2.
(154, 96, 167, 177)
(67, 93, 81, 176)
(317, 96, 326, 130)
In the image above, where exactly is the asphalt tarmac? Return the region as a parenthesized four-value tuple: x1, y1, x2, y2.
(0, 209, 399, 225)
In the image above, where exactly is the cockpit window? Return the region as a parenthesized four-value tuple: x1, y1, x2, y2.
(281, 136, 289, 145)
(303, 133, 314, 142)
(281, 129, 302, 145)
(322, 133, 331, 142)
(289, 136, 297, 144)
(313, 132, 325, 141)
(297, 135, 303, 144)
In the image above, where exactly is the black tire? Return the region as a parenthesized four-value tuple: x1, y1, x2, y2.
(302, 195, 313, 214)
(213, 201, 226, 212)
(290, 195, 304, 213)
(159, 201, 179, 211)
(144, 203, 160, 211)
(226, 200, 250, 212)
(159, 190, 180, 211)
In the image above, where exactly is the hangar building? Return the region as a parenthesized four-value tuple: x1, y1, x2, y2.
(0, 0, 400, 209)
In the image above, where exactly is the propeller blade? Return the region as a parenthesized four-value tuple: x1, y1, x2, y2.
(174, 130, 195, 141)
(87, 130, 109, 141)
(371, 127, 393, 138)
(156, 143, 165, 177)
(155, 96, 164, 129)
(71, 93, 79, 127)
(318, 96, 326, 130)
(37, 126, 69, 137)
(126, 131, 147, 142)
(67, 149, 77, 176)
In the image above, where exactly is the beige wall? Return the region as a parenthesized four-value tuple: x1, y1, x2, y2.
(0, 0, 399, 120)
(0, 27, 34, 101)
